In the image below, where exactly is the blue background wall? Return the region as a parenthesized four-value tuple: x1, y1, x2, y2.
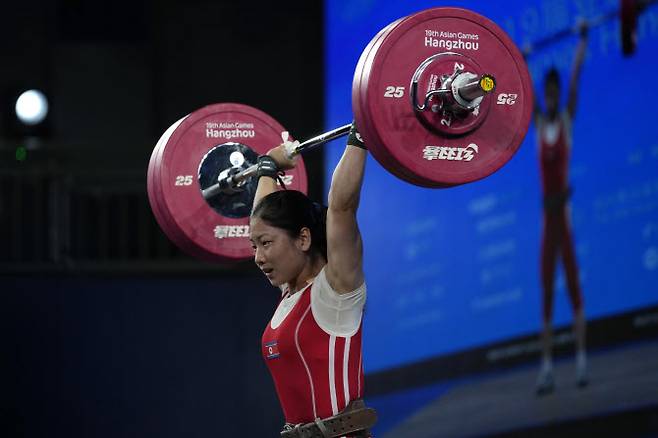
(324, 0, 658, 373)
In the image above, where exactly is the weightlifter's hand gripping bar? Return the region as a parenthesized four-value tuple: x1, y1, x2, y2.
(201, 124, 352, 200)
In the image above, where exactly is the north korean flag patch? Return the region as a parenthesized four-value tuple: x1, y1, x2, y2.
(264, 340, 280, 359)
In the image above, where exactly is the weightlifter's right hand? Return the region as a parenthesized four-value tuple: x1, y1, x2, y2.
(266, 131, 299, 170)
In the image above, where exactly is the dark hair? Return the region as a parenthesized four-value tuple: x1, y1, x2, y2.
(251, 190, 327, 261)
(544, 67, 560, 89)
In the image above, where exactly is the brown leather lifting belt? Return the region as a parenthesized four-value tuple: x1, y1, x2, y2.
(280, 399, 377, 438)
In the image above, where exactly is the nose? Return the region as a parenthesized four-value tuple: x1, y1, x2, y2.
(254, 246, 266, 266)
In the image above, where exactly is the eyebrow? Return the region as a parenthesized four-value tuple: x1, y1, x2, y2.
(249, 233, 272, 243)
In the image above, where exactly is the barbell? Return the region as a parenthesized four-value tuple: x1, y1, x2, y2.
(522, 0, 657, 57)
(147, 7, 536, 263)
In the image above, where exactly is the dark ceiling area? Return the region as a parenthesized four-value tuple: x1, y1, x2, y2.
(0, 0, 325, 272)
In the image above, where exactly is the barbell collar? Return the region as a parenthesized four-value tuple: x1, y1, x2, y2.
(456, 74, 496, 102)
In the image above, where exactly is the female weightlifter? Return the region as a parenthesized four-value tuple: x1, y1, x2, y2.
(249, 123, 374, 436)
(534, 24, 588, 395)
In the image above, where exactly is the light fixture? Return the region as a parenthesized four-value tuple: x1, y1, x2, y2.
(15, 89, 49, 126)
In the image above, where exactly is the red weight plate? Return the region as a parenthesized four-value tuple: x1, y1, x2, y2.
(621, 0, 637, 56)
(357, 7, 533, 187)
(353, 16, 432, 187)
(357, 16, 453, 187)
(154, 103, 308, 263)
(150, 117, 212, 259)
(151, 121, 247, 264)
(148, 115, 200, 256)
(355, 14, 453, 187)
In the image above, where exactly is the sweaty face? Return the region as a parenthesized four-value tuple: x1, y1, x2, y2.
(249, 217, 308, 287)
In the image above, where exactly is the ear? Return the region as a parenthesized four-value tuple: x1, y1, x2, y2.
(296, 227, 312, 252)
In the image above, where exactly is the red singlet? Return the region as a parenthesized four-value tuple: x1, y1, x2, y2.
(538, 112, 570, 195)
(262, 268, 365, 425)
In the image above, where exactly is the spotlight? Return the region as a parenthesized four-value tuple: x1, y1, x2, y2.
(15, 89, 49, 126)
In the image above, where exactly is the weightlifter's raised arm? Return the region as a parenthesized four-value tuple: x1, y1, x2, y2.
(325, 124, 367, 294)
(567, 22, 588, 119)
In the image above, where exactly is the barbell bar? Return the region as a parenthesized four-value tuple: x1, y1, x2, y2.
(523, 0, 658, 56)
(147, 7, 534, 262)
(201, 72, 496, 200)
